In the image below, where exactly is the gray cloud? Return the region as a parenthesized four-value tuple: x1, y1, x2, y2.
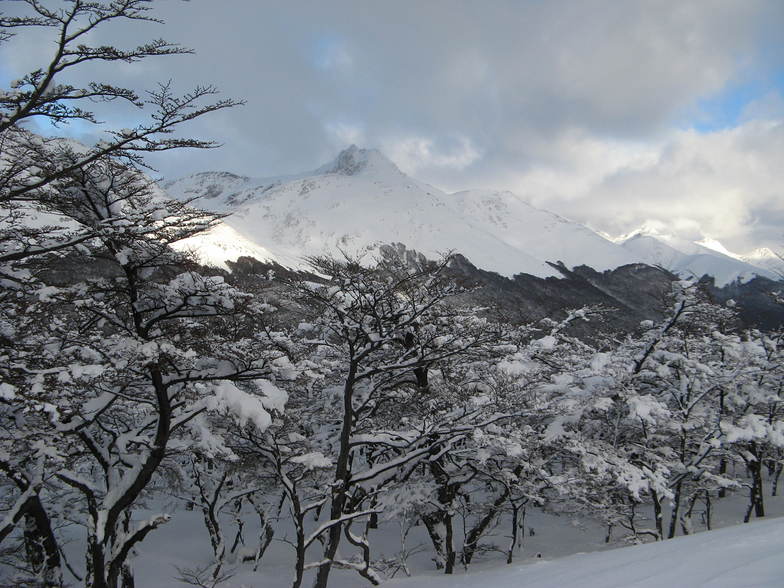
(525, 121, 784, 252)
(2, 0, 783, 252)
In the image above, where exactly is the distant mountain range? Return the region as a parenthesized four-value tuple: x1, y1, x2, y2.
(617, 233, 782, 286)
(164, 145, 783, 286)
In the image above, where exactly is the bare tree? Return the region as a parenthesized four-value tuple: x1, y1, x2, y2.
(0, 2, 244, 586)
(0, 0, 241, 277)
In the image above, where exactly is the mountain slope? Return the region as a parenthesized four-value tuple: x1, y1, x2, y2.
(453, 189, 636, 272)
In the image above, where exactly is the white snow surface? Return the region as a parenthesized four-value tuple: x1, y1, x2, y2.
(389, 516, 784, 588)
(171, 222, 286, 271)
(206, 380, 272, 432)
(163, 146, 779, 285)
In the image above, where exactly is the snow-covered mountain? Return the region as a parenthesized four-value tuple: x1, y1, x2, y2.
(618, 231, 779, 285)
(163, 146, 779, 285)
(163, 146, 636, 278)
(742, 247, 784, 276)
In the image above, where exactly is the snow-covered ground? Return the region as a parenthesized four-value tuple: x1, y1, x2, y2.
(389, 516, 784, 588)
(52, 488, 781, 587)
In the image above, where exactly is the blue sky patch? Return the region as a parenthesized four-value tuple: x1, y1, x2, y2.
(691, 68, 784, 132)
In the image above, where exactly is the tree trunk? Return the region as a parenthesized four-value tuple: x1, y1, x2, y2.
(422, 514, 446, 570)
(680, 493, 699, 536)
(120, 564, 135, 588)
(292, 534, 305, 588)
(21, 495, 62, 586)
(651, 489, 663, 540)
(313, 502, 346, 588)
(443, 515, 455, 574)
(86, 535, 108, 588)
(287, 497, 306, 588)
(312, 363, 357, 588)
(290, 498, 306, 588)
(668, 434, 687, 540)
(462, 490, 508, 566)
(667, 481, 682, 539)
(718, 457, 728, 498)
(718, 389, 727, 498)
(748, 445, 765, 520)
(772, 462, 783, 497)
(704, 490, 712, 531)
(507, 504, 522, 564)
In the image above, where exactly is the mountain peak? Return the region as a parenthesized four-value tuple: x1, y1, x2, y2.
(744, 247, 780, 260)
(695, 238, 742, 260)
(315, 145, 402, 177)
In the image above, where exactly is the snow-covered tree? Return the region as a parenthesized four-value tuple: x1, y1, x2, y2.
(1, 159, 291, 587)
(716, 327, 784, 522)
(0, 2, 246, 586)
(554, 283, 750, 542)
(244, 254, 517, 587)
(0, 0, 238, 278)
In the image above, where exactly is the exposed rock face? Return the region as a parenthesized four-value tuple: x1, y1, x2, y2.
(225, 241, 784, 335)
(444, 254, 676, 335)
(456, 257, 784, 333)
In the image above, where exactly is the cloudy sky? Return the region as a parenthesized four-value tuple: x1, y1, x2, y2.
(3, 0, 784, 253)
